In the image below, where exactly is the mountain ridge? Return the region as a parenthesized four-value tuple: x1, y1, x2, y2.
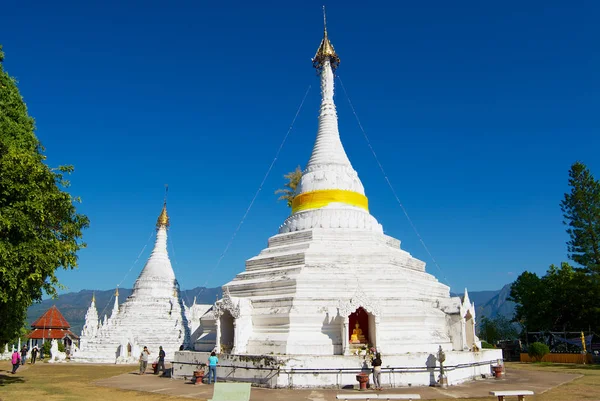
(27, 284, 516, 336)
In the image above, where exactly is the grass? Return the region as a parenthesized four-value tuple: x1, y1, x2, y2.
(505, 362, 600, 401)
(0, 361, 188, 401)
(1, 360, 600, 400)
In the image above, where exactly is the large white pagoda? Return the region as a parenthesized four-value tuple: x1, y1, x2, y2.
(174, 15, 502, 387)
(73, 203, 207, 364)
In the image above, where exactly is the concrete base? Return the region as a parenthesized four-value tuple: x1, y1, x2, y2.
(172, 349, 503, 388)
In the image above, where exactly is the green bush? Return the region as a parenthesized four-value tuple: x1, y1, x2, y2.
(58, 341, 65, 353)
(481, 341, 495, 349)
(41, 341, 51, 356)
(528, 342, 550, 362)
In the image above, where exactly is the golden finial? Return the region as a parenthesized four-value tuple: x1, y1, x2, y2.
(115, 287, 119, 297)
(156, 185, 170, 228)
(92, 292, 95, 303)
(313, 6, 340, 71)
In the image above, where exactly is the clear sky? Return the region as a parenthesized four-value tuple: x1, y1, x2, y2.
(2, 0, 598, 295)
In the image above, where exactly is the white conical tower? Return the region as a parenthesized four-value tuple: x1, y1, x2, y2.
(280, 16, 382, 234)
(73, 199, 190, 363)
(81, 293, 99, 338)
(111, 288, 119, 319)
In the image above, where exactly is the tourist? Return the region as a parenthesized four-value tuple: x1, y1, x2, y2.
(31, 346, 38, 364)
(20, 346, 27, 365)
(208, 351, 218, 384)
(11, 350, 21, 374)
(139, 346, 150, 375)
(156, 346, 166, 374)
(371, 352, 383, 390)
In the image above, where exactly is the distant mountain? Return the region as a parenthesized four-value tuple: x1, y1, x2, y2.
(26, 287, 222, 335)
(452, 284, 516, 321)
(476, 284, 516, 320)
(27, 284, 517, 336)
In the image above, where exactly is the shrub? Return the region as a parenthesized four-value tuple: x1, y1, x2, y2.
(58, 342, 65, 353)
(481, 341, 495, 349)
(41, 341, 51, 356)
(528, 342, 550, 362)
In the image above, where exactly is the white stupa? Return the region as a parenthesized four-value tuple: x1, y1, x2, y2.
(174, 13, 502, 387)
(73, 202, 198, 363)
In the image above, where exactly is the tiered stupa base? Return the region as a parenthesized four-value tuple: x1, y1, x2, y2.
(173, 349, 502, 388)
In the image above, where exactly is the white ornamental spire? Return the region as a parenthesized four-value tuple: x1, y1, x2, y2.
(81, 294, 99, 338)
(131, 197, 178, 298)
(279, 9, 382, 234)
(111, 287, 119, 318)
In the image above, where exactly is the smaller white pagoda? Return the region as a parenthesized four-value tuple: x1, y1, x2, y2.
(73, 202, 208, 364)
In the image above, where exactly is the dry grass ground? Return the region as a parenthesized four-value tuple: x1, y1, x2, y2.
(1, 360, 599, 400)
(0, 361, 185, 401)
(507, 362, 600, 401)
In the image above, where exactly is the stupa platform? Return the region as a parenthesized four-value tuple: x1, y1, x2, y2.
(172, 349, 503, 388)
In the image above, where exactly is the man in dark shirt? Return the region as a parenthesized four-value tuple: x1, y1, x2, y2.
(156, 346, 166, 374)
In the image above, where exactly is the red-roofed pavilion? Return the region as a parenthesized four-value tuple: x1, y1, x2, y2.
(27, 305, 79, 350)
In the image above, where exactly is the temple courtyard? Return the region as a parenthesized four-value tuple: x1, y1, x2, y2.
(1, 361, 599, 400)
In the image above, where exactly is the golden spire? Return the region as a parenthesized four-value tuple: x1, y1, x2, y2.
(115, 287, 119, 297)
(156, 185, 170, 228)
(313, 6, 340, 71)
(92, 292, 95, 303)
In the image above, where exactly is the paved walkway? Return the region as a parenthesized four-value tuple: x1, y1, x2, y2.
(95, 365, 580, 400)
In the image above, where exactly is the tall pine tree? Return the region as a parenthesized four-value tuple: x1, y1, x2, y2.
(560, 162, 600, 273)
(0, 45, 89, 344)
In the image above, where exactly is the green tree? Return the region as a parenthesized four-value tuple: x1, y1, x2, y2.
(478, 315, 519, 344)
(560, 162, 600, 273)
(0, 45, 89, 345)
(275, 166, 302, 208)
(510, 263, 600, 332)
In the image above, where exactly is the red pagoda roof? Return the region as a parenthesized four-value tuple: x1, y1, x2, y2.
(27, 328, 79, 340)
(31, 305, 70, 329)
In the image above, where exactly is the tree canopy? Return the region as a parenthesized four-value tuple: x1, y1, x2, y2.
(509, 263, 600, 332)
(0, 45, 89, 344)
(275, 166, 302, 208)
(510, 162, 600, 334)
(560, 162, 600, 273)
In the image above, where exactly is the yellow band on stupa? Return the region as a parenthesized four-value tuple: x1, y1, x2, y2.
(292, 189, 369, 214)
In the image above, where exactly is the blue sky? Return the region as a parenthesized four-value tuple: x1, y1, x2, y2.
(2, 0, 599, 295)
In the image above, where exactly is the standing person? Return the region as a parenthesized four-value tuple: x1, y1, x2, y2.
(20, 346, 27, 365)
(31, 346, 38, 364)
(371, 352, 383, 390)
(139, 346, 150, 375)
(208, 351, 218, 384)
(11, 350, 21, 374)
(156, 346, 166, 375)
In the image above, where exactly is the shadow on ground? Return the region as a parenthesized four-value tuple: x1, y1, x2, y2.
(0, 373, 25, 386)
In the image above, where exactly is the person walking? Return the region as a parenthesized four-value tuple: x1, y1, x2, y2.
(31, 346, 38, 364)
(11, 350, 21, 374)
(156, 346, 166, 375)
(208, 351, 218, 384)
(20, 346, 27, 365)
(139, 346, 150, 375)
(371, 352, 383, 390)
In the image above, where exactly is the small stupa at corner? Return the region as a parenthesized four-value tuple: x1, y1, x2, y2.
(73, 199, 205, 363)
(174, 8, 502, 388)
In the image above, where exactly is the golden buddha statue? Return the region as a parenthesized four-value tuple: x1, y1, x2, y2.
(350, 322, 366, 344)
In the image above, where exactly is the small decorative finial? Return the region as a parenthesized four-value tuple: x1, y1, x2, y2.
(156, 185, 170, 228)
(92, 292, 95, 303)
(313, 6, 340, 71)
(115, 287, 119, 297)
